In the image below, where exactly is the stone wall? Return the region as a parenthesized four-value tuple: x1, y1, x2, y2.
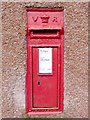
(1, 2, 88, 118)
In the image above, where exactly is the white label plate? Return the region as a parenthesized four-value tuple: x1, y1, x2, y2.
(39, 48, 52, 74)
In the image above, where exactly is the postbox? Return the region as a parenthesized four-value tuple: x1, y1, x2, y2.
(26, 8, 64, 115)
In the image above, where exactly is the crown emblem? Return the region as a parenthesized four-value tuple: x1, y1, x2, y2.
(41, 15, 50, 23)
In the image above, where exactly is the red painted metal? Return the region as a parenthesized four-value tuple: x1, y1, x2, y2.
(26, 8, 64, 115)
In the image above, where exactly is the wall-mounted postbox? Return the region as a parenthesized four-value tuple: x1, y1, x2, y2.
(26, 8, 64, 115)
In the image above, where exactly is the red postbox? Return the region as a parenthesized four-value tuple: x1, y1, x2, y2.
(26, 8, 64, 115)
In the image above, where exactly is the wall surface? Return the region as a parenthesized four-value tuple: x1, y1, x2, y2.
(0, 2, 2, 120)
(1, 2, 88, 118)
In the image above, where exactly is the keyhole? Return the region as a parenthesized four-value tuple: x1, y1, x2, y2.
(38, 81, 40, 85)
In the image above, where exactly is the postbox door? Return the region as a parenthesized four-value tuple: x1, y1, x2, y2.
(32, 47, 59, 108)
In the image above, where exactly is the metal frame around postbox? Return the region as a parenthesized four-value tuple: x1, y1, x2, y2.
(26, 8, 64, 115)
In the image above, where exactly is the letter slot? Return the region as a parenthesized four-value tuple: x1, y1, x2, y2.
(30, 30, 60, 38)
